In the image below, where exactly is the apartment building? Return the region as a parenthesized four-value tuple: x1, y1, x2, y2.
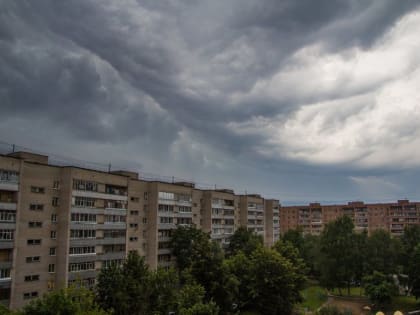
(2, 150, 280, 309)
(264, 199, 280, 247)
(201, 189, 239, 247)
(280, 199, 420, 236)
(239, 194, 265, 238)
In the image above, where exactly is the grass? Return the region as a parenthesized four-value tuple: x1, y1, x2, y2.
(299, 285, 328, 311)
(330, 287, 365, 297)
(388, 295, 419, 312)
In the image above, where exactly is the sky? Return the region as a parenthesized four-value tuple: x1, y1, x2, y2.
(1, 0, 420, 205)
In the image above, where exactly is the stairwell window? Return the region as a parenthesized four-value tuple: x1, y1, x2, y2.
(31, 186, 45, 194)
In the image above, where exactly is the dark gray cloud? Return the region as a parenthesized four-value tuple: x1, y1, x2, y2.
(1, 0, 420, 203)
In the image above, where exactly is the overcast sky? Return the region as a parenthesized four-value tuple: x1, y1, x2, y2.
(1, 0, 420, 204)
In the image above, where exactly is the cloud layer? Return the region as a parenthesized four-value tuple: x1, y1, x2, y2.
(1, 0, 420, 203)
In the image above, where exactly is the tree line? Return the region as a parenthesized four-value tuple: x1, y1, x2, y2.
(2, 216, 420, 314)
(283, 216, 420, 308)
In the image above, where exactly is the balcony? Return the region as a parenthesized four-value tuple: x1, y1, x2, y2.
(102, 222, 127, 230)
(175, 200, 192, 207)
(158, 223, 176, 230)
(0, 203, 16, 211)
(70, 222, 98, 230)
(69, 238, 98, 246)
(0, 278, 11, 289)
(0, 181, 18, 192)
(71, 207, 103, 215)
(68, 270, 98, 281)
(72, 190, 127, 202)
(97, 237, 126, 245)
(69, 254, 98, 264)
(158, 248, 171, 255)
(97, 251, 126, 261)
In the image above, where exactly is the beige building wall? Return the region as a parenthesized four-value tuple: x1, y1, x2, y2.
(264, 199, 279, 247)
(147, 181, 200, 269)
(239, 194, 265, 237)
(202, 190, 239, 247)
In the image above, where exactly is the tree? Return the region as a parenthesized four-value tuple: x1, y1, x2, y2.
(365, 229, 400, 275)
(96, 252, 150, 315)
(170, 226, 238, 313)
(363, 271, 397, 308)
(148, 268, 179, 315)
(407, 244, 420, 299)
(177, 283, 219, 315)
(282, 227, 305, 254)
(273, 239, 307, 275)
(301, 234, 322, 277)
(22, 285, 108, 315)
(226, 247, 306, 315)
(170, 226, 212, 271)
(226, 227, 263, 256)
(319, 216, 359, 295)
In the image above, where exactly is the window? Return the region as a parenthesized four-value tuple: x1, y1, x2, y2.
(144, 192, 148, 200)
(102, 260, 123, 269)
(23, 292, 38, 300)
(48, 264, 55, 273)
(53, 180, 60, 190)
(50, 247, 56, 256)
(74, 197, 95, 207)
(28, 221, 42, 228)
(69, 246, 95, 255)
(158, 204, 174, 212)
(71, 213, 96, 223)
(159, 217, 173, 224)
(129, 237, 138, 242)
(103, 244, 125, 253)
(130, 197, 139, 202)
(27, 239, 41, 245)
(129, 223, 138, 228)
(68, 262, 95, 272)
(31, 186, 45, 194)
(47, 281, 55, 291)
(0, 170, 19, 182)
(51, 214, 57, 223)
(130, 210, 139, 215)
(158, 192, 174, 200)
(73, 179, 98, 192)
(0, 269, 10, 279)
(103, 230, 125, 238)
(52, 197, 59, 207)
(105, 200, 127, 209)
(104, 214, 126, 223)
(0, 210, 16, 222)
(24, 275, 40, 282)
(0, 230, 14, 240)
(70, 230, 96, 239)
(177, 218, 192, 225)
(142, 217, 147, 224)
(26, 256, 40, 263)
(29, 204, 44, 211)
(179, 206, 192, 213)
(50, 231, 56, 239)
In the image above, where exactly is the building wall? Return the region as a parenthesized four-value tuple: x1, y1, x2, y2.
(280, 200, 420, 237)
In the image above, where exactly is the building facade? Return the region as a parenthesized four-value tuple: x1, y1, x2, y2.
(0, 151, 279, 309)
(280, 200, 420, 236)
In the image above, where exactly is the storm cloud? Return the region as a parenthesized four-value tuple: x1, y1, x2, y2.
(1, 0, 420, 203)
